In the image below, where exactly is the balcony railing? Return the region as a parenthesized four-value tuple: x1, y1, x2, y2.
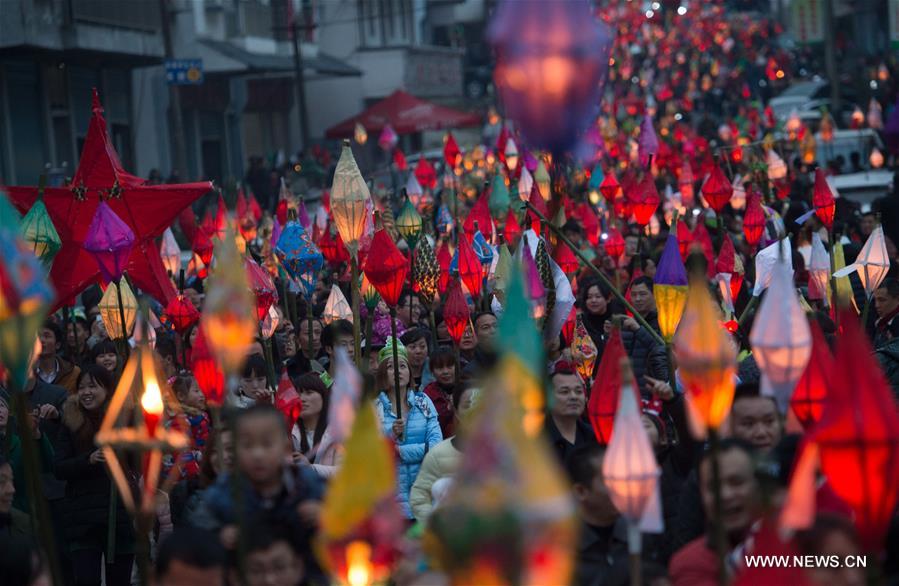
(70, 0, 161, 32)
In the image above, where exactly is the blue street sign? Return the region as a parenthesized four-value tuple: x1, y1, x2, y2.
(165, 59, 204, 85)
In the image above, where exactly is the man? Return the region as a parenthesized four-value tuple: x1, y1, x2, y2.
(0, 455, 30, 537)
(296, 318, 323, 359)
(873, 277, 899, 347)
(859, 211, 877, 239)
(397, 291, 424, 328)
(673, 384, 780, 550)
(607, 279, 667, 393)
(35, 321, 80, 394)
(544, 362, 596, 464)
(319, 319, 353, 377)
(566, 443, 626, 586)
(669, 439, 760, 586)
(238, 521, 308, 586)
(155, 527, 226, 586)
(473, 312, 498, 351)
(629, 276, 659, 330)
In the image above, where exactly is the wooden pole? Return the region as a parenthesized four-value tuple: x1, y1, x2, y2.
(351, 257, 362, 368)
(389, 307, 402, 419)
(708, 429, 728, 586)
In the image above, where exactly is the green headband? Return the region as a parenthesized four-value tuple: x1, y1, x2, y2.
(378, 336, 408, 365)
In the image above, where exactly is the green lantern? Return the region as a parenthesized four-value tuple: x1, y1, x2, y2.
(0, 191, 22, 234)
(488, 167, 511, 221)
(20, 199, 61, 266)
(396, 198, 423, 249)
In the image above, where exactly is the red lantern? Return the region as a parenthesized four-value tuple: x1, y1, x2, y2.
(630, 176, 659, 227)
(813, 311, 899, 551)
(444, 133, 462, 168)
(599, 171, 622, 201)
(463, 191, 494, 241)
(362, 230, 408, 307)
(812, 169, 835, 230)
(701, 165, 732, 212)
(443, 280, 470, 345)
(414, 157, 437, 190)
(191, 326, 225, 407)
(456, 234, 483, 299)
(730, 273, 744, 302)
(246, 258, 278, 322)
(743, 191, 765, 248)
(552, 241, 579, 274)
(587, 331, 639, 444)
(192, 228, 214, 268)
(790, 322, 833, 430)
(603, 228, 626, 261)
(436, 242, 452, 296)
(164, 294, 200, 334)
(676, 220, 694, 261)
(578, 203, 600, 247)
(504, 208, 522, 245)
(692, 222, 716, 278)
(393, 148, 408, 171)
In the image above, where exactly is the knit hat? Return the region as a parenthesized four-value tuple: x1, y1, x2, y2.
(378, 336, 408, 365)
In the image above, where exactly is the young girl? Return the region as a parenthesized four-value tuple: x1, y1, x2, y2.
(54, 365, 135, 586)
(230, 354, 273, 408)
(164, 372, 210, 481)
(289, 373, 342, 479)
(422, 348, 457, 438)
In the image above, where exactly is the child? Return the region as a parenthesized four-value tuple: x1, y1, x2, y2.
(191, 404, 323, 570)
(230, 354, 273, 408)
(164, 372, 210, 481)
(422, 348, 457, 438)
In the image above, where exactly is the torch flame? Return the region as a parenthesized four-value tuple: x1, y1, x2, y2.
(346, 541, 372, 586)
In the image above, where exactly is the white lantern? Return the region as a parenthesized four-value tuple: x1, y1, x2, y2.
(750, 259, 812, 411)
(160, 228, 181, 277)
(518, 166, 533, 202)
(323, 284, 353, 325)
(504, 137, 519, 172)
(807, 233, 830, 306)
(99, 280, 138, 340)
(766, 150, 787, 181)
(753, 238, 793, 296)
(354, 122, 368, 145)
(261, 305, 281, 340)
(833, 226, 890, 298)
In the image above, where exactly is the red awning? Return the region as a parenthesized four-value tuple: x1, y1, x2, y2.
(325, 90, 481, 138)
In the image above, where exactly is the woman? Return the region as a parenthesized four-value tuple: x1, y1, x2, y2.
(400, 328, 430, 389)
(578, 278, 621, 356)
(289, 373, 341, 479)
(54, 365, 135, 586)
(374, 337, 443, 520)
(89, 340, 119, 375)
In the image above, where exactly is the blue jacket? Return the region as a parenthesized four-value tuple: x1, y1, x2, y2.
(375, 390, 443, 519)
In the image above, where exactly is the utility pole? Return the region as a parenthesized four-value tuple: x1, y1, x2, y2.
(823, 0, 840, 113)
(159, 0, 189, 179)
(290, 18, 311, 151)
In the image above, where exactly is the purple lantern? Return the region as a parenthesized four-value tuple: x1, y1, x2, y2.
(638, 115, 659, 166)
(83, 202, 135, 283)
(488, 0, 613, 155)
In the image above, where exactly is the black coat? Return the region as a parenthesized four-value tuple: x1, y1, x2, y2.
(620, 314, 668, 394)
(53, 397, 134, 550)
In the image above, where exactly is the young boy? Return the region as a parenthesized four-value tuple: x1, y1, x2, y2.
(191, 404, 323, 566)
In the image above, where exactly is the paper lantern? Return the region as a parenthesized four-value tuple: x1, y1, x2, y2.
(331, 141, 371, 256)
(361, 230, 407, 307)
(191, 325, 225, 406)
(587, 330, 638, 444)
(354, 122, 368, 145)
(393, 147, 408, 171)
(463, 192, 495, 241)
(323, 284, 353, 325)
(602, 360, 660, 522)
(456, 234, 483, 299)
(378, 125, 398, 151)
(443, 279, 470, 345)
(673, 279, 737, 436)
(396, 199, 422, 248)
(518, 167, 533, 202)
(489, 0, 612, 154)
(412, 237, 440, 306)
(750, 260, 811, 411)
(192, 229, 214, 271)
(246, 258, 278, 322)
(766, 150, 787, 181)
(630, 176, 660, 227)
(444, 132, 461, 168)
(95, 331, 189, 517)
(678, 160, 695, 206)
(521, 242, 546, 320)
(638, 115, 659, 166)
(800, 132, 816, 164)
(870, 147, 884, 168)
(833, 226, 889, 298)
(599, 171, 622, 202)
(436, 242, 452, 296)
(202, 226, 257, 377)
(533, 160, 551, 202)
(504, 138, 519, 172)
(99, 280, 138, 340)
(436, 204, 454, 237)
(743, 191, 765, 248)
(0, 229, 54, 390)
(570, 313, 596, 382)
(813, 312, 899, 551)
(653, 232, 688, 342)
(160, 228, 181, 276)
(488, 170, 511, 221)
(83, 201, 136, 284)
(700, 165, 732, 212)
(319, 224, 350, 267)
(163, 294, 200, 334)
(811, 170, 835, 230)
(504, 207, 522, 245)
(275, 221, 323, 300)
(789, 322, 832, 429)
(807, 233, 830, 305)
(19, 199, 61, 266)
(551, 241, 579, 275)
(603, 227, 626, 262)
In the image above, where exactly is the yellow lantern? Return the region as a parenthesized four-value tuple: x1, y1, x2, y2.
(534, 159, 551, 201)
(331, 140, 372, 256)
(323, 284, 353, 325)
(801, 132, 817, 164)
(95, 326, 189, 517)
(201, 225, 257, 377)
(672, 278, 737, 437)
(504, 137, 519, 172)
(653, 231, 688, 343)
(354, 122, 368, 145)
(870, 147, 884, 169)
(99, 280, 138, 340)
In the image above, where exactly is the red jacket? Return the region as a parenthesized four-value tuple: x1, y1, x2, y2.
(423, 382, 455, 438)
(669, 537, 721, 586)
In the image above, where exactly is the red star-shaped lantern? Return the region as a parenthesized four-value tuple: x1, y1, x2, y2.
(700, 165, 732, 213)
(6, 89, 211, 309)
(812, 169, 835, 231)
(362, 229, 408, 307)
